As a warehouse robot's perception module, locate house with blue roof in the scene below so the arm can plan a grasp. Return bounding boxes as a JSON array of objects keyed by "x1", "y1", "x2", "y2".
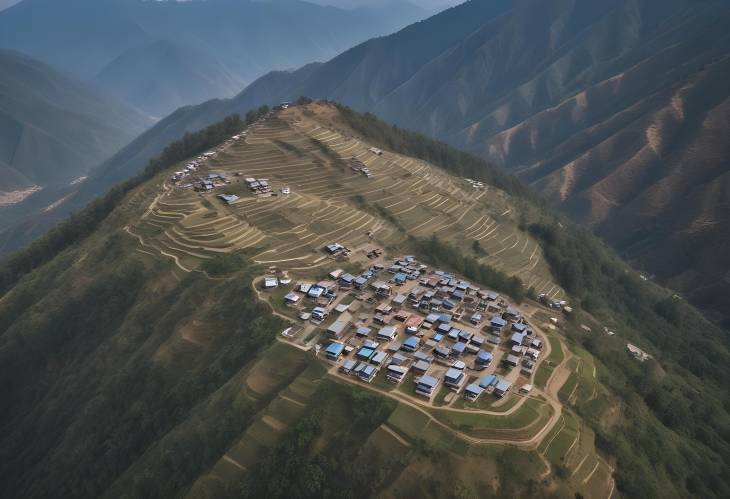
[
  {"x1": 495, "y1": 379, "x2": 512, "y2": 397},
  {"x1": 325, "y1": 243, "x2": 344, "y2": 254},
  {"x1": 371, "y1": 351, "x2": 388, "y2": 365},
  {"x1": 356, "y1": 326, "x2": 372, "y2": 337},
  {"x1": 340, "y1": 359, "x2": 357, "y2": 373},
  {"x1": 359, "y1": 365, "x2": 377, "y2": 383},
  {"x1": 354, "y1": 276, "x2": 369, "y2": 288},
  {"x1": 512, "y1": 322, "x2": 528, "y2": 333},
  {"x1": 447, "y1": 328, "x2": 460, "y2": 341},
  {"x1": 464, "y1": 383, "x2": 484, "y2": 401},
  {"x1": 393, "y1": 272, "x2": 408, "y2": 284},
  {"x1": 434, "y1": 346, "x2": 450, "y2": 359},
  {"x1": 308, "y1": 286, "x2": 324, "y2": 299},
  {"x1": 476, "y1": 350, "x2": 493, "y2": 366},
  {"x1": 444, "y1": 368, "x2": 465, "y2": 388},
  {"x1": 415, "y1": 375, "x2": 439, "y2": 398},
  {"x1": 386, "y1": 365, "x2": 408, "y2": 384},
  {"x1": 311, "y1": 307, "x2": 328, "y2": 321},
  {"x1": 458, "y1": 330, "x2": 473, "y2": 342},
  {"x1": 436, "y1": 323, "x2": 452, "y2": 335},
  {"x1": 479, "y1": 374, "x2": 498, "y2": 389},
  {"x1": 325, "y1": 342, "x2": 345, "y2": 361},
  {"x1": 413, "y1": 360, "x2": 431, "y2": 373},
  {"x1": 357, "y1": 347, "x2": 376, "y2": 360},
  {"x1": 363, "y1": 339, "x2": 380, "y2": 349},
  {"x1": 490, "y1": 315, "x2": 507, "y2": 330},
  {"x1": 339, "y1": 273, "x2": 355, "y2": 287},
  {"x1": 425, "y1": 313, "x2": 440, "y2": 324},
  {"x1": 432, "y1": 333, "x2": 444, "y2": 343},
  {"x1": 441, "y1": 299, "x2": 456, "y2": 310},
  {"x1": 439, "y1": 313, "x2": 452, "y2": 323},
  {"x1": 218, "y1": 194, "x2": 239, "y2": 204},
  {"x1": 401, "y1": 336, "x2": 420, "y2": 352},
  {"x1": 451, "y1": 342, "x2": 466, "y2": 357},
  {"x1": 510, "y1": 332, "x2": 526, "y2": 346}
]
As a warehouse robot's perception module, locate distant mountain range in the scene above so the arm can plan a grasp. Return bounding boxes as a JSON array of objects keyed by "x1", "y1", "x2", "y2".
[
  {"x1": 1, "y1": 0, "x2": 728, "y2": 326},
  {"x1": 0, "y1": 49, "x2": 152, "y2": 205},
  {"x1": 0, "y1": 0, "x2": 429, "y2": 116}
]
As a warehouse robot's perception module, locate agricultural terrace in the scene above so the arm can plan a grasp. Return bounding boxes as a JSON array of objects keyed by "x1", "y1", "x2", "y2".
[
  {"x1": 127, "y1": 104, "x2": 563, "y2": 300},
  {"x1": 120, "y1": 103, "x2": 612, "y2": 497}
]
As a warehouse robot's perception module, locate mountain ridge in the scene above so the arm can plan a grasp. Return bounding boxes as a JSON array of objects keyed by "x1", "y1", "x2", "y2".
[
  {"x1": 0, "y1": 0, "x2": 431, "y2": 116},
  {"x1": 0, "y1": 48, "x2": 152, "y2": 201}
]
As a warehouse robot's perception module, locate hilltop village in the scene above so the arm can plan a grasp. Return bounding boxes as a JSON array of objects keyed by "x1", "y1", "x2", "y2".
[
  {"x1": 265, "y1": 252, "x2": 558, "y2": 407},
  {"x1": 114, "y1": 102, "x2": 620, "y2": 497}
]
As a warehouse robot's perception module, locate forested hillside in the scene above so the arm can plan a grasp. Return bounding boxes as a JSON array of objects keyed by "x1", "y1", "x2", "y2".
[{"x1": 0, "y1": 102, "x2": 728, "y2": 498}]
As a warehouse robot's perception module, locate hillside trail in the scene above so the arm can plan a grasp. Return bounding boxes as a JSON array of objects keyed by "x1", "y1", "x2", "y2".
[{"x1": 326, "y1": 361, "x2": 564, "y2": 449}]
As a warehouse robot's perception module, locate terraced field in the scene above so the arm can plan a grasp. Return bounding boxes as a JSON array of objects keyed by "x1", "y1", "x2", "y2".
[
  {"x1": 127, "y1": 105, "x2": 563, "y2": 297},
  {"x1": 115, "y1": 104, "x2": 621, "y2": 496}
]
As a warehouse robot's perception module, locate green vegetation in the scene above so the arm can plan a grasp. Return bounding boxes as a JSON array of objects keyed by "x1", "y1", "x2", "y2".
[
  {"x1": 0, "y1": 232, "x2": 288, "y2": 497},
  {"x1": 428, "y1": 397, "x2": 549, "y2": 433},
  {"x1": 231, "y1": 381, "x2": 398, "y2": 499},
  {"x1": 201, "y1": 249, "x2": 258, "y2": 276},
  {"x1": 529, "y1": 221, "x2": 730, "y2": 498},
  {"x1": 413, "y1": 234, "x2": 525, "y2": 301},
  {"x1": 534, "y1": 334, "x2": 564, "y2": 388}
]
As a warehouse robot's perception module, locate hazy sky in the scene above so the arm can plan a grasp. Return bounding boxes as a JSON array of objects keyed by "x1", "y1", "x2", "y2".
[
  {"x1": 0, "y1": 0, "x2": 19, "y2": 11},
  {"x1": 0, "y1": 0, "x2": 464, "y2": 12},
  {"x1": 309, "y1": 1, "x2": 463, "y2": 10}
]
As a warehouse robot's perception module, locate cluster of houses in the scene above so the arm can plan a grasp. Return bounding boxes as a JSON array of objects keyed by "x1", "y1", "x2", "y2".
[
  {"x1": 347, "y1": 157, "x2": 372, "y2": 178},
  {"x1": 324, "y1": 242, "x2": 351, "y2": 258},
  {"x1": 539, "y1": 293, "x2": 571, "y2": 313},
  {"x1": 193, "y1": 172, "x2": 229, "y2": 192},
  {"x1": 296, "y1": 255, "x2": 543, "y2": 403},
  {"x1": 172, "y1": 127, "x2": 250, "y2": 189},
  {"x1": 464, "y1": 178, "x2": 485, "y2": 189},
  {"x1": 171, "y1": 160, "x2": 201, "y2": 184},
  {"x1": 244, "y1": 177, "x2": 272, "y2": 197}
]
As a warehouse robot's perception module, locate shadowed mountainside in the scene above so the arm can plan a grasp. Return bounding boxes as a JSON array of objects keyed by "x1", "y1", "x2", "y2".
[{"x1": 0, "y1": 48, "x2": 152, "y2": 200}]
